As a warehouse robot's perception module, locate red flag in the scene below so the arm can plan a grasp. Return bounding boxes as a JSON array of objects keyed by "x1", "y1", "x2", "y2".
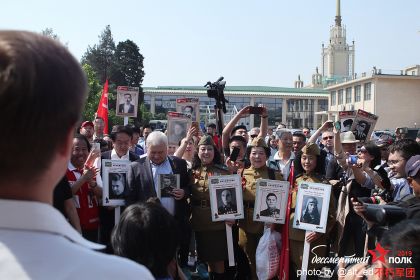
[{"x1": 96, "y1": 80, "x2": 109, "y2": 134}]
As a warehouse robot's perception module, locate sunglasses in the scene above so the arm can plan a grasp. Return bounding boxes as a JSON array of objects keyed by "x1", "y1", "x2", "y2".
[
  {"x1": 250, "y1": 135, "x2": 258, "y2": 138},
  {"x1": 323, "y1": 136, "x2": 333, "y2": 140}
]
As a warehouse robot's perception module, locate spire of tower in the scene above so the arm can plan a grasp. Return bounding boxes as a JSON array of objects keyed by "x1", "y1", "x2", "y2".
[{"x1": 335, "y1": 0, "x2": 342, "y2": 26}]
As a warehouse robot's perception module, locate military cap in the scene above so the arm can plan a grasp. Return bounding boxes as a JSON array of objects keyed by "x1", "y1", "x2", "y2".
[
  {"x1": 249, "y1": 137, "x2": 268, "y2": 148},
  {"x1": 301, "y1": 142, "x2": 320, "y2": 156},
  {"x1": 198, "y1": 135, "x2": 215, "y2": 146}
]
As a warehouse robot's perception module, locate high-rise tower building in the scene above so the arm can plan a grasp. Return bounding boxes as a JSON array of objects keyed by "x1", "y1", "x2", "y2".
[{"x1": 321, "y1": 0, "x2": 355, "y2": 85}]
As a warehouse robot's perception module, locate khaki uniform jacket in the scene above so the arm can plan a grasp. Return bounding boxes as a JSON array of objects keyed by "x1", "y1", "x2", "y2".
[
  {"x1": 240, "y1": 166, "x2": 283, "y2": 234},
  {"x1": 190, "y1": 164, "x2": 230, "y2": 232}
]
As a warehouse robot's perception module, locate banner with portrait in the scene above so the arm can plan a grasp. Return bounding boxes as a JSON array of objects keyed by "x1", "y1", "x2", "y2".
[
  {"x1": 209, "y1": 174, "x2": 244, "y2": 221},
  {"x1": 167, "y1": 112, "x2": 192, "y2": 146},
  {"x1": 176, "y1": 98, "x2": 200, "y2": 122},
  {"x1": 293, "y1": 182, "x2": 331, "y2": 233},
  {"x1": 350, "y1": 109, "x2": 378, "y2": 142},
  {"x1": 157, "y1": 174, "x2": 180, "y2": 199},
  {"x1": 116, "y1": 86, "x2": 139, "y2": 117},
  {"x1": 253, "y1": 179, "x2": 290, "y2": 224},
  {"x1": 102, "y1": 159, "x2": 131, "y2": 206},
  {"x1": 338, "y1": 110, "x2": 356, "y2": 132}
]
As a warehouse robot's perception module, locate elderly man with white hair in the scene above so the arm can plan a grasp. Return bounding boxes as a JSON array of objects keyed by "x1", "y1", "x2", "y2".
[{"x1": 125, "y1": 131, "x2": 192, "y2": 267}]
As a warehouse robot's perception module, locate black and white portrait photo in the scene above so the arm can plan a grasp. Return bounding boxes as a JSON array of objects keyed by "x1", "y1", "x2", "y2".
[
  {"x1": 208, "y1": 174, "x2": 244, "y2": 221},
  {"x1": 168, "y1": 120, "x2": 188, "y2": 145},
  {"x1": 108, "y1": 172, "x2": 126, "y2": 199},
  {"x1": 115, "y1": 87, "x2": 139, "y2": 117},
  {"x1": 118, "y1": 93, "x2": 134, "y2": 114},
  {"x1": 259, "y1": 192, "x2": 281, "y2": 218},
  {"x1": 216, "y1": 188, "x2": 237, "y2": 215},
  {"x1": 352, "y1": 120, "x2": 370, "y2": 141},
  {"x1": 182, "y1": 105, "x2": 194, "y2": 119},
  {"x1": 341, "y1": 119, "x2": 353, "y2": 132},
  {"x1": 300, "y1": 195, "x2": 322, "y2": 225},
  {"x1": 158, "y1": 174, "x2": 179, "y2": 198},
  {"x1": 253, "y1": 179, "x2": 289, "y2": 224}
]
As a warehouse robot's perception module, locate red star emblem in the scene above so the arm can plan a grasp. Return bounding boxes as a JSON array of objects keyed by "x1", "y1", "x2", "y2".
[{"x1": 368, "y1": 243, "x2": 390, "y2": 263}]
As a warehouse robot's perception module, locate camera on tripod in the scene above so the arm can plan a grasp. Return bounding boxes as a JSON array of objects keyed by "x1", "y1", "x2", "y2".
[{"x1": 204, "y1": 77, "x2": 228, "y2": 113}]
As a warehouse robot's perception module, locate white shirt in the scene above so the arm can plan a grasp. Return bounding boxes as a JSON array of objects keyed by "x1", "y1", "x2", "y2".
[
  {"x1": 151, "y1": 158, "x2": 176, "y2": 215},
  {"x1": 0, "y1": 199, "x2": 154, "y2": 280},
  {"x1": 270, "y1": 151, "x2": 296, "y2": 180}
]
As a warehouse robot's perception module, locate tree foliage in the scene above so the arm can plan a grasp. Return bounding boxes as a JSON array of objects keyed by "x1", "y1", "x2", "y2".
[
  {"x1": 81, "y1": 26, "x2": 147, "y2": 126},
  {"x1": 112, "y1": 40, "x2": 145, "y2": 88},
  {"x1": 81, "y1": 64, "x2": 102, "y2": 121},
  {"x1": 41, "y1": 28, "x2": 59, "y2": 41},
  {"x1": 81, "y1": 25, "x2": 116, "y2": 84}
]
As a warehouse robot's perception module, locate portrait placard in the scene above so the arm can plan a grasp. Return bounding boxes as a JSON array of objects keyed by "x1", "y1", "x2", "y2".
[
  {"x1": 167, "y1": 112, "x2": 192, "y2": 145},
  {"x1": 253, "y1": 179, "x2": 290, "y2": 224},
  {"x1": 209, "y1": 175, "x2": 244, "y2": 221},
  {"x1": 102, "y1": 159, "x2": 131, "y2": 206},
  {"x1": 350, "y1": 109, "x2": 378, "y2": 142},
  {"x1": 293, "y1": 182, "x2": 331, "y2": 233},
  {"x1": 338, "y1": 110, "x2": 356, "y2": 132},
  {"x1": 116, "y1": 86, "x2": 139, "y2": 117},
  {"x1": 176, "y1": 98, "x2": 200, "y2": 122},
  {"x1": 157, "y1": 174, "x2": 180, "y2": 199}
]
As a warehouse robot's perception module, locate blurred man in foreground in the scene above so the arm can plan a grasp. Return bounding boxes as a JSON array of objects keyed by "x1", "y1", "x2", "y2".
[{"x1": 0, "y1": 31, "x2": 153, "y2": 279}]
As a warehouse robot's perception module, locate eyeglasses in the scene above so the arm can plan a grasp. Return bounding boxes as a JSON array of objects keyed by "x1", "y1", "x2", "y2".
[
  {"x1": 250, "y1": 135, "x2": 258, "y2": 138},
  {"x1": 322, "y1": 136, "x2": 333, "y2": 140}
]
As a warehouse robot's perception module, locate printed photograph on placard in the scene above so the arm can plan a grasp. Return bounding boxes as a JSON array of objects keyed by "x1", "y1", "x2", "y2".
[
  {"x1": 176, "y1": 98, "x2": 200, "y2": 122},
  {"x1": 209, "y1": 175, "x2": 243, "y2": 221},
  {"x1": 293, "y1": 182, "x2": 331, "y2": 233},
  {"x1": 253, "y1": 179, "x2": 289, "y2": 224},
  {"x1": 167, "y1": 112, "x2": 192, "y2": 145},
  {"x1": 116, "y1": 86, "x2": 139, "y2": 117},
  {"x1": 338, "y1": 111, "x2": 356, "y2": 132},
  {"x1": 102, "y1": 159, "x2": 131, "y2": 206},
  {"x1": 157, "y1": 174, "x2": 180, "y2": 198},
  {"x1": 350, "y1": 109, "x2": 378, "y2": 142}
]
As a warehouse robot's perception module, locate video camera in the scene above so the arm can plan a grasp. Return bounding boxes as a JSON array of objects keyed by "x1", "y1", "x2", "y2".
[
  {"x1": 361, "y1": 204, "x2": 407, "y2": 226},
  {"x1": 204, "y1": 77, "x2": 228, "y2": 113}
]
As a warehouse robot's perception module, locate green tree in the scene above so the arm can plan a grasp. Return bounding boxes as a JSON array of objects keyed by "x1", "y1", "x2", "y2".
[
  {"x1": 81, "y1": 25, "x2": 115, "y2": 84},
  {"x1": 111, "y1": 40, "x2": 145, "y2": 87},
  {"x1": 81, "y1": 64, "x2": 102, "y2": 121}
]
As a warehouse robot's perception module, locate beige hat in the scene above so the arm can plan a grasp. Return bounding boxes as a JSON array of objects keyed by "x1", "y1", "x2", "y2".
[
  {"x1": 301, "y1": 142, "x2": 320, "y2": 156},
  {"x1": 340, "y1": 131, "x2": 360, "y2": 144},
  {"x1": 249, "y1": 137, "x2": 268, "y2": 148}
]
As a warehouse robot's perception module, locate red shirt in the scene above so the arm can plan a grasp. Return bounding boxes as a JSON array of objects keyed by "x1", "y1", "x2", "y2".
[{"x1": 66, "y1": 168, "x2": 99, "y2": 230}]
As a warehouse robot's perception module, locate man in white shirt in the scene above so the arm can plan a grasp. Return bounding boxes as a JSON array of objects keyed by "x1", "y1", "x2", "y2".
[
  {"x1": 94, "y1": 125, "x2": 139, "y2": 252},
  {"x1": 0, "y1": 31, "x2": 153, "y2": 279}
]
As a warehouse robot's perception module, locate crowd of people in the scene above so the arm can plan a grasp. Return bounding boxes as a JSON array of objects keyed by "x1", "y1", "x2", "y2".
[
  {"x1": 64, "y1": 105, "x2": 420, "y2": 280},
  {"x1": 2, "y1": 31, "x2": 420, "y2": 280}
]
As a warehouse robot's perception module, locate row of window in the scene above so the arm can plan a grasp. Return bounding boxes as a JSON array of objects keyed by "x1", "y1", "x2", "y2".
[{"x1": 330, "y1": 82, "x2": 371, "y2": 105}]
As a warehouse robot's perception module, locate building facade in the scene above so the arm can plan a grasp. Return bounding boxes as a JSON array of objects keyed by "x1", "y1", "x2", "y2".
[
  {"x1": 327, "y1": 65, "x2": 420, "y2": 130},
  {"x1": 143, "y1": 86, "x2": 328, "y2": 129}
]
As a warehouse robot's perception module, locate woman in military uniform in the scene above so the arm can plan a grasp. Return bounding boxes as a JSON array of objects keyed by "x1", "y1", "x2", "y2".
[
  {"x1": 289, "y1": 142, "x2": 336, "y2": 276},
  {"x1": 239, "y1": 137, "x2": 283, "y2": 280},
  {"x1": 190, "y1": 135, "x2": 230, "y2": 280}
]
